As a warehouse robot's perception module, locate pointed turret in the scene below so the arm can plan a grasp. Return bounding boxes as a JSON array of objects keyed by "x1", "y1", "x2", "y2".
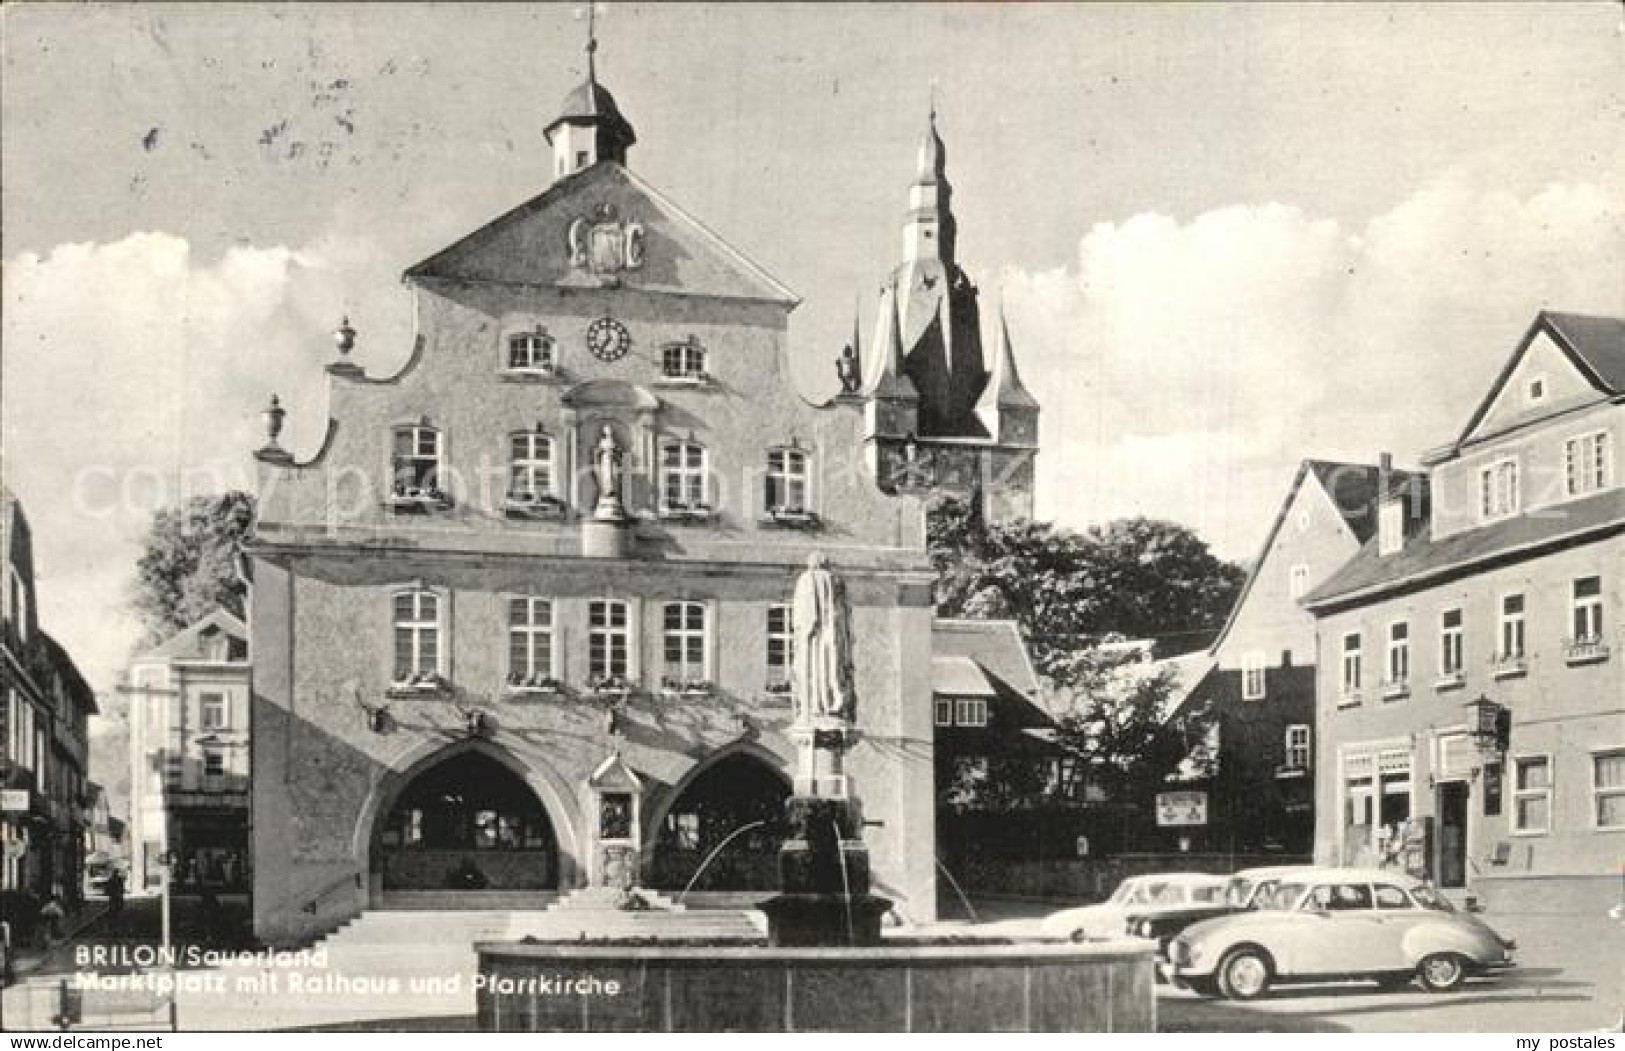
[{"x1": 975, "y1": 303, "x2": 1039, "y2": 445}]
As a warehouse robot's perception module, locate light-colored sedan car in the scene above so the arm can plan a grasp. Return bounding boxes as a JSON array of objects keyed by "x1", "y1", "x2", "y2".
[
  {"x1": 1042, "y1": 873, "x2": 1230, "y2": 941},
  {"x1": 1165, "y1": 867, "x2": 1516, "y2": 999}
]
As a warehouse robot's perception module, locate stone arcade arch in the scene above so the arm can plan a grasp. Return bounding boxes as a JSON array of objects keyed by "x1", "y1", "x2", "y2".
[
  {"x1": 356, "y1": 738, "x2": 579, "y2": 903},
  {"x1": 646, "y1": 746, "x2": 792, "y2": 892}
]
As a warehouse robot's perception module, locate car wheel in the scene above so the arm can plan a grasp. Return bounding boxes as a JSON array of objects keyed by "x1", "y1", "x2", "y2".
[
  {"x1": 1218, "y1": 948, "x2": 1272, "y2": 1000},
  {"x1": 1416, "y1": 953, "x2": 1467, "y2": 993}
]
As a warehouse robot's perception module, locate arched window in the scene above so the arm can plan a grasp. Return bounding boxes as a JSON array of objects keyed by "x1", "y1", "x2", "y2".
[
  {"x1": 661, "y1": 339, "x2": 707, "y2": 380},
  {"x1": 507, "y1": 330, "x2": 555, "y2": 374},
  {"x1": 765, "y1": 448, "x2": 808, "y2": 514},
  {"x1": 393, "y1": 590, "x2": 441, "y2": 685},
  {"x1": 660, "y1": 439, "x2": 708, "y2": 513},
  {"x1": 392, "y1": 424, "x2": 444, "y2": 498},
  {"x1": 508, "y1": 431, "x2": 556, "y2": 502}
]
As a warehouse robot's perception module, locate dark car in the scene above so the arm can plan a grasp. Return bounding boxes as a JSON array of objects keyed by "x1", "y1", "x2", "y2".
[{"x1": 1124, "y1": 864, "x2": 1308, "y2": 951}]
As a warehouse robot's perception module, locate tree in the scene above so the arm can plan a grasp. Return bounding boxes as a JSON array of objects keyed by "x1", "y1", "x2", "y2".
[
  {"x1": 1045, "y1": 643, "x2": 1216, "y2": 804},
  {"x1": 926, "y1": 498, "x2": 1236, "y2": 819},
  {"x1": 926, "y1": 497, "x2": 1245, "y2": 664},
  {"x1": 130, "y1": 491, "x2": 256, "y2": 644}
]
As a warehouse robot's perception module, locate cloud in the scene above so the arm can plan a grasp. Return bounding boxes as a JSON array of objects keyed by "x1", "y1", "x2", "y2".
[
  {"x1": 1006, "y1": 174, "x2": 1625, "y2": 559},
  {"x1": 2, "y1": 229, "x2": 406, "y2": 688}
]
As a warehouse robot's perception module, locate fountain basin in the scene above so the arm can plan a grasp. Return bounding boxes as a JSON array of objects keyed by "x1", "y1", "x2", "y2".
[{"x1": 474, "y1": 939, "x2": 1155, "y2": 1032}]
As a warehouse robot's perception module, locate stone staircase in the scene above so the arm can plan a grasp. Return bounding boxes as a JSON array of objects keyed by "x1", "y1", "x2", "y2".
[{"x1": 176, "y1": 897, "x2": 765, "y2": 1030}]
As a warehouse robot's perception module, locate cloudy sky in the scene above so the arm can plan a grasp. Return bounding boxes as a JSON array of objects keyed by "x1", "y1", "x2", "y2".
[{"x1": 3, "y1": 2, "x2": 1623, "y2": 690}]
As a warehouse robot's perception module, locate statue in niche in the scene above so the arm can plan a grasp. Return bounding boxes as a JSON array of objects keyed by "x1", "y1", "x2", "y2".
[
  {"x1": 593, "y1": 424, "x2": 626, "y2": 518},
  {"x1": 792, "y1": 552, "x2": 854, "y2": 724}
]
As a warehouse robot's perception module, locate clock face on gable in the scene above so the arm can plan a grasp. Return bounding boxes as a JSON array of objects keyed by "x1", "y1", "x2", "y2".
[{"x1": 586, "y1": 317, "x2": 632, "y2": 362}]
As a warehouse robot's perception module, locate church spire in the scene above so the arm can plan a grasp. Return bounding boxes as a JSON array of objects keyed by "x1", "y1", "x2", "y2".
[
  {"x1": 544, "y1": 5, "x2": 636, "y2": 181},
  {"x1": 901, "y1": 99, "x2": 956, "y2": 264}
]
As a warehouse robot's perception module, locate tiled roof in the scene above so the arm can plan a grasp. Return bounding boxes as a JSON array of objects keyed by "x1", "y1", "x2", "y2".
[
  {"x1": 1455, "y1": 311, "x2": 1625, "y2": 447},
  {"x1": 1545, "y1": 311, "x2": 1625, "y2": 392},
  {"x1": 1208, "y1": 459, "x2": 1423, "y2": 652},
  {"x1": 931, "y1": 655, "x2": 1000, "y2": 698},
  {"x1": 1303, "y1": 488, "x2": 1625, "y2": 610},
  {"x1": 932, "y1": 618, "x2": 1052, "y2": 730},
  {"x1": 931, "y1": 619, "x2": 1040, "y2": 695}
]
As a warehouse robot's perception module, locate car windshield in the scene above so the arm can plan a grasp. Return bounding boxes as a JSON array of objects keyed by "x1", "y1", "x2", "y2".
[
  {"x1": 1409, "y1": 885, "x2": 1456, "y2": 912},
  {"x1": 1107, "y1": 880, "x2": 1142, "y2": 906},
  {"x1": 1226, "y1": 877, "x2": 1257, "y2": 907}
]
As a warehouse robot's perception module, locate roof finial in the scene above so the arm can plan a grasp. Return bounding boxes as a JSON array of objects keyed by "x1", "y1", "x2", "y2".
[
  {"x1": 576, "y1": 2, "x2": 603, "y2": 82},
  {"x1": 929, "y1": 78, "x2": 938, "y2": 124}
]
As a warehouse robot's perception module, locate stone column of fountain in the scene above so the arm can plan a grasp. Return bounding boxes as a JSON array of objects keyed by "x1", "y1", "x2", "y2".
[{"x1": 759, "y1": 554, "x2": 892, "y2": 946}]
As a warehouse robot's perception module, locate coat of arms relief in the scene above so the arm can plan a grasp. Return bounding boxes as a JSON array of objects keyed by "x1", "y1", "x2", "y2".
[{"x1": 568, "y1": 202, "x2": 646, "y2": 277}]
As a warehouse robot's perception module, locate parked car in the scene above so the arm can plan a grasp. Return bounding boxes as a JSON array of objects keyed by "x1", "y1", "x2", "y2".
[
  {"x1": 1041, "y1": 873, "x2": 1230, "y2": 941},
  {"x1": 1123, "y1": 865, "x2": 1310, "y2": 949},
  {"x1": 1164, "y1": 866, "x2": 1516, "y2": 999}
]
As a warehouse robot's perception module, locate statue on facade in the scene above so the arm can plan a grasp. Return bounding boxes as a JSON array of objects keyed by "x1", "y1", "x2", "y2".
[
  {"x1": 593, "y1": 424, "x2": 626, "y2": 519},
  {"x1": 791, "y1": 553, "x2": 853, "y2": 724}
]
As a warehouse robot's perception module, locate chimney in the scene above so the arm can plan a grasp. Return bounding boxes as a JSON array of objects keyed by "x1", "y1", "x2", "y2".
[{"x1": 1376, "y1": 452, "x2": 1403, "y2": 556}]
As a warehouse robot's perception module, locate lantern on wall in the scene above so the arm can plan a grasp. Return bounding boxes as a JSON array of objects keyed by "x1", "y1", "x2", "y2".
[{"x1": 1464, "y1": 694, "x2": 1509, "y2": 757}]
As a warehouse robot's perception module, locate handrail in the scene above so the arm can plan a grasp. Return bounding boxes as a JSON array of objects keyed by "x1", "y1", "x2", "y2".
[{"x1": 300, "y1": 871, "x2": 363, "y2": 915}]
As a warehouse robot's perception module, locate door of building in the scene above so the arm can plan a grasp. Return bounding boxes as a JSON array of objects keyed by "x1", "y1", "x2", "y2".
[{"x1": 1436, "y1": 781, "x2": 1469, "y2": 889}]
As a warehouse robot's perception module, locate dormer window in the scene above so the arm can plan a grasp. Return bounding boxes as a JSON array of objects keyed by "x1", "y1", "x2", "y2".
[
  {"x1": 1565, "y1": 431, "x2": 1611, "y2": 497},
  {"x1": 661, "y1": 339, "x2": 708, "y2": 381},
  {"x1": 1479, "y1": 457, "x2": 1519, "y2": 522},
  {"x1": 507, "y1": 330, "x2": 556, "y2": 374}
]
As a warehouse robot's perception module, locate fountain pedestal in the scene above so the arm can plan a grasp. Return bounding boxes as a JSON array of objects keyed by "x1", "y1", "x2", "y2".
[{"x1": 759, "y1": 724, "x2": 891, "y2": 947}]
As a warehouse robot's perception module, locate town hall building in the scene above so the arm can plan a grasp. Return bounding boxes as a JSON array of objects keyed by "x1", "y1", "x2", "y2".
[{"x1": 247, "y1": 43, "x2": 1038, "y2": 943}]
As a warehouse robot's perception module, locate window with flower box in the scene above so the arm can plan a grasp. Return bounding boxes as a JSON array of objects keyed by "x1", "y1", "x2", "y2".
[
  {"x1": 765, "y1": 448, "x2": 812, "y2": 521},
  {"x1": 588, "y1": 600, "x2": 631, "y2": 684},
  {"x1": 508, "y1": 598, "x2": 556, "y2": 690},
  {"x1": 390, "y1": 425, "x2": 449, "y2": 507},
  {"x1": 659, "y1": 440, "x2": 709, "y2": 517},
  {"x1": 392, "y1": 590, "x2": 443, "y2": 687},
  {"x1": 507, "y1": 431, "x2": 559, "y2": 510},
  {"x1": 661, "y1": 602, "x2": 709, "y2": 692},
  {"x1": 1567, "y1": 576, "x2": 1608, "y2": 663}
]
